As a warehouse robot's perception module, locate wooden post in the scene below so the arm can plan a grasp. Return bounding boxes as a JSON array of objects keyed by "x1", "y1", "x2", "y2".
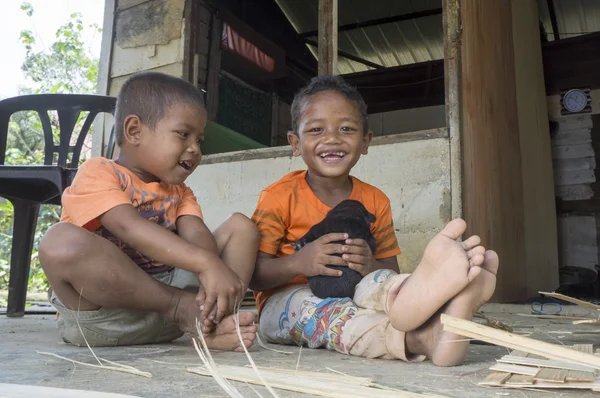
[
  {"x1": 206, "y1": 13, "x2": 222, "y2": 121},
  {"x1": 318, "y1": 0, "x2": 337, "y2": 75},
  {"x1": 510, "y1": 0, "x2": 559, "y2": 297},
  {"x1": 443, "y1": 0, "x2": 462, "y2": 222},
  {"x1": 460, "y1": 0, "x2": 527, "y2": 302},
  {"x1": 456, "y1": 0, "x2": 560, "y2": 302},
  {"x1": 93, "y1": 0, "x2": 116, "y2": 158}
]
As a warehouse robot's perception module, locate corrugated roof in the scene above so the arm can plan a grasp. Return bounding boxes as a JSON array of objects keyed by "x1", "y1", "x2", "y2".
[
  {"x1": 275, "y1": 0, "x2": 600, "y2": 75},
  {"x1": 539, "y1": 0, "x2": 600, "y2": 41}
]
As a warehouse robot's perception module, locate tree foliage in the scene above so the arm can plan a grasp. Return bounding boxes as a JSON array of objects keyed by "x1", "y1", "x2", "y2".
[{"x1": 0, "y1": 3, "x2": 100, "y2": 295}]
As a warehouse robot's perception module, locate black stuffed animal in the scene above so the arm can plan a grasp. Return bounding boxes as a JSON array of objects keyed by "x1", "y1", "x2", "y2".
[{"x1": 294, "y1": 200, "x2": 377, "y2": 299}]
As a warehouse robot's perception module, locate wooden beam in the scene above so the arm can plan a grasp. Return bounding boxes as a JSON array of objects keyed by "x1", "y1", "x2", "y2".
[
  {"x1": 543, "y1": 32, "x2": 600, "y2": 94},
  {"x1": 318, "y1": 0, "x2": 338, "y2": 75},
  {"x1": 343, "y1": 61, "x2": 445, "y2": 114},
  {"x1": 299, "y1": 8, "x2": 443, "y2": 38},
  {"x1": 93, "y1": 0, "x2": 116, "y2": 158},
  {"x1": 511, "y1": 0, "x2": 559, "y2": 298},
  {"x1": 443, "y1": 0, "x2": 463, "y2": 221},
  {"x1": 305, "y1": 39, "x2": 383, "y2": 69},
  {"x1": 206, "y1": 13, "x2": 222, "y2": 121},
  {"x1": 546, "y1": 0, "x2": 560, "y2": 40},
  {"x1": 460, "y1": 0, "x2": 527, "y2": 302}
]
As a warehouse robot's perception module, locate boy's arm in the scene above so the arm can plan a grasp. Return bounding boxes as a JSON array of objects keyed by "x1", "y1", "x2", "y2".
[
  {"x1": 99, "y1": 204, "x2": 222, "y2": 274},
  {"x1": 101, "y1": 204, "x2": 246, "y2": 322},
  {"x1": 250, "y1": 252, "x2": 300, "y2": 291},
  {"x1": 176, "y1": 215, "x2": 219, "y2": 255},
  {"x1": 376, "y1": 256, "x2": 400, "y2": 273},
  {"x1": 250, "y1": 232, "x2": 350, "y2": 291}
]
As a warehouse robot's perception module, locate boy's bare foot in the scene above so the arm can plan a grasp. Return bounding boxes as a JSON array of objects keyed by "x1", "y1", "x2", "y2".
[
  {"x1": 389, "y1": 219, "x2": 486, "y2": 332},
  {"x1": 204, "y1": 314, "x2": 258, "y2": 352},
  {"x1": 406, "y1": 250, "x2": 499, "y2": 366},
  {"x1": 166, "y1": 289, "x2": 257, "y2": 351}
]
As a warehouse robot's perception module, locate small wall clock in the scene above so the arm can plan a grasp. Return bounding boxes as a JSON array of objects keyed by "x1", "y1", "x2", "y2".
[{"x1": 560, "y1": 88, "x2": 592, "y2": 115}]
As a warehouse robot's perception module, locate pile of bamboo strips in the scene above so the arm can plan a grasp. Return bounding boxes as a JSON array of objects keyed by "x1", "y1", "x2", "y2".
[
  {"x1": 441, "y1": 310, "x2": 600, "y2": 391},
  {"x1": 187, "y1": 365, "x2": 448, "y2": 398},
  {"x1": 481, "y1": 347, "x2": 599, "y2": 390}
]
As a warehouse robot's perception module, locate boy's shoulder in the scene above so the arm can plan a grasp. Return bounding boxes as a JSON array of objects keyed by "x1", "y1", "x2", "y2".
[
  {"x1": 77, "y1": 156, "x2": 116, "y2": 174},
  {"x1": 352, "y1": 175, "x2": 391, "y2": 203},
  {"x1": 261, "y1": 170, "x2": 306, "y2": 196}
]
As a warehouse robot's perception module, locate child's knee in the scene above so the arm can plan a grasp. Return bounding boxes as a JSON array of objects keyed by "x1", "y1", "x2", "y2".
[
  {"x1": 227, "y1": 212, "x2": 260, "y2": 241},
  {"x1": 39, "y1": 222, "x2": 88, "y2": 268}
]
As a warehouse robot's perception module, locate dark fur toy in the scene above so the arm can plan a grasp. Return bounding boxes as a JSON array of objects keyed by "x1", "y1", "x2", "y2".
[{"x1": 294, "y1": 200, "x2": 377, "y2": 299}]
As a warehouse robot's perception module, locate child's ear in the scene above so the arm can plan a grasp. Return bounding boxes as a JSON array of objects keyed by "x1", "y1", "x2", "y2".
[
  {"x1": 361, "y1": 130, "x2": 374, "y2": 155},
  {"x1": 122, "y1": 115, "x2": 143, "y2": 146},
  {"x1": 287, "y1": 131, "x2": 301, "y2": 157}
]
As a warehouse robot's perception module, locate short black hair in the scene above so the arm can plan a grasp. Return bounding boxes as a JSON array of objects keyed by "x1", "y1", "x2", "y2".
[
  {"x1": 290, "y1": 75, "x2": 368, "y2": 134},
  {"x1": 114, "y1": 71, "x2": 205, "y2": 146}
]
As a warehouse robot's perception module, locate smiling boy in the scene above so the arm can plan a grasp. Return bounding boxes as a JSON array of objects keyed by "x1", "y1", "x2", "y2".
[
  {"x1": 250, "y1": 75, "x2": 499, "y2": 366},
  {"x1": 40, "y1": 72, "x2": 258, "y2": 350}
]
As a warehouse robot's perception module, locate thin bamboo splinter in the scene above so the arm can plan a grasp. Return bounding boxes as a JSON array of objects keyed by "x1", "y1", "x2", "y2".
[
  {"x1": 36, "y1": 289, "x2": 152, "y2": 379},
  {"x1": 37, "y1": 351, "x2": 152, "y2": 378}
]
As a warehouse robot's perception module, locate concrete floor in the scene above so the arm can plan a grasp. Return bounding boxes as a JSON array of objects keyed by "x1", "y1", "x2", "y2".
[{"x1": 1, "y1": 302, "x2": 599, "y2": 398}]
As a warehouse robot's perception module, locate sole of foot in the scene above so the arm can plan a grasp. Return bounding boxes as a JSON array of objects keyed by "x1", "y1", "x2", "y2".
[
  {"x1": 430, "y1": 250, "x2": 499, "y2": 366},
  {"x1": 390, "y1": 219, "x2": 487, "y2": 332}
]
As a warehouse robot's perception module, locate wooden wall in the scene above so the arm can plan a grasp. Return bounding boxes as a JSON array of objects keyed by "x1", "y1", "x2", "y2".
[
  {"x1": 94, "y1": 0, "x2": 214, "y2": 157},
  {"x1": 551, "y1": 90, "x2": 600, "y2": 273}
]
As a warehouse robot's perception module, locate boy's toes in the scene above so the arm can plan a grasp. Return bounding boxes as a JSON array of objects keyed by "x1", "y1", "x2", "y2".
[
  {"x1": 482, "y1": 250, "x2": 499, "y2": 275},
  {"x1": 440, "y1": 219, "x2": 468, "y2": 240},
  {"x1": 467, "y1": 264, "x2": 482, "y2": 282},
  {"x1": 469, "y1": 253, "x2": 485, "y2": 268},
  {"x1": 461, "y1": 235, "x2": 481, "y2": 251},
  {"x1": 467, "y1": 246, "x2": 486, "y2": 259}
]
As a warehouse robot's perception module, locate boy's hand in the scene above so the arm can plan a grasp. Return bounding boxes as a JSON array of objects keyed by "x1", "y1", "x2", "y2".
[
  {"x1": 195, "y1": 286, "x2": 216, "y2": 335},
  {"x1": 295, "y1": 233, "x2": 349, "y2": 277},
  {"x1": 342, "y1": 238, "x2": 378, "y2": 276},
  {"x1": 197, "y1": 262, "x2": 244, "y2": 324}
]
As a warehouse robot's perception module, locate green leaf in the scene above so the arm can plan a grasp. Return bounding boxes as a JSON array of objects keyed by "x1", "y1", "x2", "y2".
[{"x1": 21, "y1": 2, "x2": 34, "y2": 17}]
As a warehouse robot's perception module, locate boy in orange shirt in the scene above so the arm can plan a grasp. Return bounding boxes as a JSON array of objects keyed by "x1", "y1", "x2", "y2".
[
  {"x1": 40, "y1": 72, "x2": 258, "y2": 350},
  {"x1": 250, "y1": 75, "x2": 499, "y2": 366}
]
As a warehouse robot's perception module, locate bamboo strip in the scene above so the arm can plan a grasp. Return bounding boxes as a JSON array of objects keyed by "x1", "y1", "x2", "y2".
[
  {"x1": 480, "y1": 372, "x2": 511, "y2": 385},
  {"x1": 504, "y1": 374, "x2": 535, "y2": 385},
  {"x1": 567, "y1": 370, "x2": 596, "y2": 382},
  {"x1": 489, "y1": 363, "x2": 539, "y2": 376},
  {"x1": 251, "y1": 366, "x2": 372, "y2": 384},
  {"x1": 497, "y1": 356, "x2": 596, "y2": 373},
  {"x1": 509, "y1": 350, "x2": 529, "y2": 357},
  {"x1": 232, "y1": 311, "x2": 280, "y2": 398},
  {"x1": 572, "y1": 344, "x2": 594, "y2": 354},
  {"x1": 255, "y1": 333, "x2": 293, "y2": 355},
  {"x1": 36, "y1": 351, "x2": 152, "y2": 378},
  {"x1": 539, "y1": 292, "x2": 600, "y2": 310},
  {"x1": 481, "y1": 377, "x2": 600, "y2": 390},
  {"x1": 574, "y1": 319, "x2": 600, "y2": 325},
  {"x1": 0, "y1": 383, "x2": 142, "y2": 398},
  {"x1": 516, "y1": 314, "x2": 590, "y2": 320},
  {"x1": 440, "y1": 314, "x2": 600, "y2": 370},
  {"x1": 534, "y1": 368, "x2": 568, "y2": 383},
  {"x1": 188, "y1": 365, "x2": 447, "y2": 398}
]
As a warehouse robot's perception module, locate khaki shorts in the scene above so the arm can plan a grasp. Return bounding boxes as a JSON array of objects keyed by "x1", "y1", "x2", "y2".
[{"x1": 49, "y1": 268, "x2": 199, "y2": 347}]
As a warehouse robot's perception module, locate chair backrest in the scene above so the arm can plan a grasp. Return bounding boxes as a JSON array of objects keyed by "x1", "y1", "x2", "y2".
[{"x1": 0, "y1": 94, "x2": 116, "y2": 168}]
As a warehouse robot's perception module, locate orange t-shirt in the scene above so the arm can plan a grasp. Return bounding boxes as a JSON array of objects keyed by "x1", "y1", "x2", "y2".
[
  {"x1": 60, "y1": 157, "x2": 203, "y2": 273},
  {"x1": 251, "y1": 170, "x2": 401, "y2": 313}
]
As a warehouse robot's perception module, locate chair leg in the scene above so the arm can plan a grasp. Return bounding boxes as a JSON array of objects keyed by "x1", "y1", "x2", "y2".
[{"x1": 6, "y1": 199, "x2": 40, "y2": 317}]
